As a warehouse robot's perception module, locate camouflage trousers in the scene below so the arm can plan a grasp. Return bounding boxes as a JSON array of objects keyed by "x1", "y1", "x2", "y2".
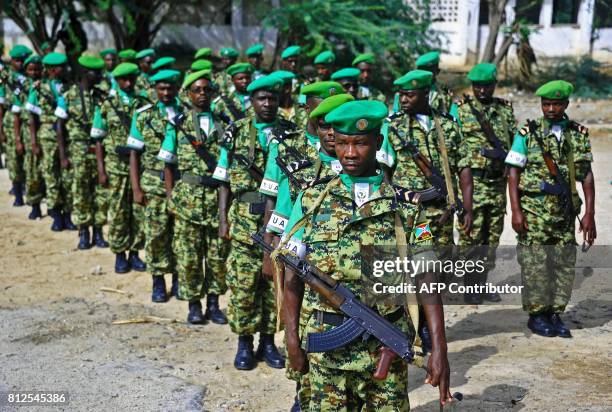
[
  {"x1": 107, "y1": 172, "x2": 145, "y2": 254},
  {"x1": 424, "y1": 204, "x2": 454, "y2": 246},
  {"x1": 40, "y1": 126, "x2": 72, "y2": 212},
  {"x1": 174, "y1": 215, "x2": 229, "y2": 301},
  {"x1": 227, "y1": 239, "x2": 276, "y2": 335},
  {"x1": 517, "y1": 207, "x2": 576, "y2": 315},
  {"x1": 4, "y1": 113, "x2": 25, "y2": 183},
  {"x1": 142, "y1": 173, "x2": 175, "y2": 277},
  {"x1": 71, "y1": 145, "x2": 108, "y2": 227},
  {"x1": 286, "y1": 307, "x2": 314, "y2": 410},
  {"x1": 24, "y1": 136, "x2": 45, "y2": 205}
]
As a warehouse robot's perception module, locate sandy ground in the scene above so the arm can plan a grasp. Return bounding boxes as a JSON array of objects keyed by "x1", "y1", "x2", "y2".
[{"x1": 0, "y1": 97, "x2": 611, "y2": 411}]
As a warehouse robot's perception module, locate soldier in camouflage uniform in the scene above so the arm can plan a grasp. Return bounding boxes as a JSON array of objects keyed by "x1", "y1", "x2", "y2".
[
  {"x1": 128, "y1": 69, "x2": 181, "y2": 301},
  {"x1": 4, "y1": 45, "x2": 32, "y2": 207},
  {"x1": 269, "y1": 70, "x2": 307, "y2": 128},
  {"x1": 450, "y1": 63, "x2": 517, "y2": 304},
  {"x1": 212, "y1": 62, "x2": 253, "y2": 123},
  {"x1": 352, "y1": 53, "x2": 386, "y2": 102},
  {"x1": 280, "y1": 46, "x2": 305, "y2": 103},
  {"x1": 246, "y1": 44, "x2": 267, "y2": 80},
  {"x1": 135, "y1": 48, "x2": 155, "y2": 95},
  {"x1": 282, "y1": 100, "x2": 453, "y2": 411},
  {"x1": 28, "y1": 52, "x2": 76, "y2": 231},
  {"x1": 158, "y1": 69, "x2": 229, "y2": 322},
  {"x1": 91, "y1": 62, "x2": 146, "y2": 274},
  {"x1": 64, "y1": 54, "x2": 110, "y2": 249},
  {"x1": 22, "y1": 55, "x2": 45, "y2": 220},
  {"x1": 100, "y1": 48, "x2": 118, "y2": 94},
  {"x1": 213, "y1": 75, "x2": 288, "y2": 371},
  {"x1": 0, "y1": 59, "x2": 6, "y2": 169},
  {"x1": 214, "y1": 47, "x2": 239, "y2": 97},
  {"x1": 313, "y1": 51, "x2": 335, "y2": 82},
  {"x1": 330, "y1": 68, "x2": 360, "y2": 99},
  {"x1": 506, "y1": 80, "x2": 596, "y2": 338}
]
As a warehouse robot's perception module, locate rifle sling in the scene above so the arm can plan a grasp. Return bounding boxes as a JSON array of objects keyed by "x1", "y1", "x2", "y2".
[
  {"x1": 433, "y1": 115, "x2": 457, "y2": 210},
  {"x1": 465, "y1": 97, "x2": 504, "y2": 152}
]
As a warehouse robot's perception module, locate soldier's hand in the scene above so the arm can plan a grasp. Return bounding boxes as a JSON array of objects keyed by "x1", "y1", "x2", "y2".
[
  {"x1": 459, "y1": 210, "x2": 473, "y2": 236},
  {"x1": 287, "y1": 339, "x2": 308, "y2": 374},
  {"x1": 580, "y1": 212, "x2": 596, "y2": 246},
  {"x1": 511, "y1": 210, "x2": 528, "y2": 234},
  {"x1": 218, "y1": 220, "x2": 231, "y2": 240},
  {"x1": 426, "y1": 348, "x2": 453, "y2": 406},
  {"x1": 98, "y1": 172, "x2": 109, "y2": 188},
  {"x1": 60, "y1": 157, "x2": 70, "y2": 169},
  {"x1": 133, "y1": 189, "x2": 146, "y2": 205},
  {"x1": 15, "y1": 140, "x2": 25, "y2": 156},
  {"x1": 31, "y1": 142, "x2": 41, "y2": 157}
]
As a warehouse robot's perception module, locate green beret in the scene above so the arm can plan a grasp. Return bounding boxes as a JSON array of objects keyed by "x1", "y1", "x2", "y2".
[
  {"x1": 415, "y1": 51, "x2": 440, "y2": 68},
  {"x1": 220, "y1": 47, "x2": 239, "y2": 58},
  {"x1": 330, "y1": 67, "x2": 360, "y2": 81},
  {"x1": 111, "y1": 62, "x2": 139, "y2": 78},
  {"x1": 190, "y1": 59, "x2": 213, "y2": 71},
  {"x1": 135, "y1": 48, "x2": 155, "y2": 60},
  {"x1": 78, "y1": 55, "x2": 105, "y2": 70},
  {"x1": 394, "y1": 70, "x2": 433, "y2": 90},
  {"x1": 40, "y1": 41, "x2": 51, "y2": 50},
  {"x1": 535, "y1": 80, "x2": 574, "y2": 100},
  {"x1": 467, "y1": 63, "x2": 497, "y2": 83},
  {"x1": 150, "y1": 69, "x2": 181, "y2": 84},
  {"x1": 325, "y1": 100, "x2": 388, "y2": 135},
  {"x1": 182, "y1": 69, "x2": 212, "y2": 90},
  {"x1": 281, "y1": 45, "x2": 301, "y2": 59},
  {"x1": 309, "y1": 94, "x2": 355, "y2": 119},
  {"x1": 268, "y1": 70, "x2": 296, "y2": 84},
  {"x1": 151, "y1": 56, "x2": 176, "y2": 71},
  {"x1": 314, "y1": 51, "x2": 335, "y2": 65},
  {"x1": 300, "y1": 81, "x2": 344, "y2": 99},
  {"x1": 24, "y1": 54, "x2": 41, "y2": 66},
  {"x1": 227, "y1": 62, "x2": 253, "y2": 76},
  {"x1": 9, "y1": 45, "x2": 32, "y2": 59},
  {"x1": 42, "y1": 52, "x2": 67, "y2": 66},
  {"x1": 246, "y1": 74, "x2": 283, "y2": 95},
  {"x1": 118, "y1": 49, "x2": 137, "y2": 60},
  {"x1": 352, "y1": 53, "x2": 375, "y2": 66},
  {"x1": 194, "y1": 47, "x2": 212, "y2": 59},
  {"x1": 246, "y1": 43, "x2": 264, "y2": 57},
  {"x1": 100, "y1": 48, "x2": 117, "y2": 57}
]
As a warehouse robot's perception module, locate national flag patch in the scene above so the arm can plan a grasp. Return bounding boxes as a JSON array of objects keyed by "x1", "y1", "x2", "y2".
[{"x1": 414, "y1": 222, "x2": 433, "y2": 242}]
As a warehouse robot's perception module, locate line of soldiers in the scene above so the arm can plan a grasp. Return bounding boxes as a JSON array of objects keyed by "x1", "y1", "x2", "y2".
[{"x1": 0, "y1": 42, "x2": 597, "y2": 411}]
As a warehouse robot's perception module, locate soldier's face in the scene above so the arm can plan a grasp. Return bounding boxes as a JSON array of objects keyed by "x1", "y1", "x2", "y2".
[
  {"x1": 252, "y1": 90, "x2": 279, "y2": 123},
  {"x1": 103, "y1": 54, "x2": 117, "y2": 71},
  {"x1": 248, "y1": 55, "x2": 262, "y2": 68},
  {"x1": 316, "y1": 64, "x2": 331, "y2": 80},
  {"x1": 282, "y1": 57, "x2": 298, "y2": 73},
  {"x1": 399, "y1": 89, "x2": 428, "y2": 113},
  {"x1": 221, "y1": 56, "x2": 237, "y2": 68},
  {"x1": 139, "y1": 57, "x2": 153, "y2": 73},
  {"x1": 316, "y1": 118, "x2": 335, "y2": 155},
  {"x1": 156, "y1": 81, "x2": 178, "y2": 105},
  {"x1": 232, "y1": 72, "x2": 252, "y2": 94},
  {"x1": 357, "y1": 62, "x2": 372, "y2": 84},
  {"x1": 87, "y1": 70, "x2": 103, "y2": 85},
  {"x1": 46, "y1": 65, "x2": 65, "y2": 80},
  {"x1": 541, "y1": 98, "x2": 569, "y2": 121},
  {"x1": 339, "y1": 79, "x2": 358, "y2": 98},
  {"x1": 188, "y1": 78, "x2": 214, "y2": 109},
  {"x1": 117, "y1": 75, "x2": 137, "y2": 92},
  {"x1": 11, "y1": 58, "x2": 25, "y2": 72},
  {"x1": 472, "y1": 82, "x2": 496, "y2": 103},
  {"x1": 334, "y1": 131, "x2": 382, "y2": 177},
  {"x1": 26, "y1": 63, "x2": 42, "y2": 80}
]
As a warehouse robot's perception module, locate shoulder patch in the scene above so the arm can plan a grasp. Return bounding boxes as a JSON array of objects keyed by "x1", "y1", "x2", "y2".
[
  {"x1": 136, "y1": 103, "x2": 153, "y2": 113},
  {"x1": 569, "y1": 121, "x2": 588, "y2": 135},
  {"x1": 393, "y1": 185, "x2": 422, "y2": 205},
  {"x1": 436, "y1": 110, "x2": 457, "y2": 122},
  {"x1": 519, "y1": 125, "x2": 529, "y2": 136},
  {"x1": 385, "y1": 110, "x2": 405, "y2": 122},
  {"x1": 414, "y1": 221, "x2": 433, "y2": 243}
]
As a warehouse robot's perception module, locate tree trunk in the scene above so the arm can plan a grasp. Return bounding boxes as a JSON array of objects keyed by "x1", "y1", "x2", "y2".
[{"x1": 481, "y1": 0, "x2": 509, "y2": 62}]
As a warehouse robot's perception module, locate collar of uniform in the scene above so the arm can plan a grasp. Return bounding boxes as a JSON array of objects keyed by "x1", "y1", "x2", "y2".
[
  {"x1": 543, "y1": 115, "x2": 569, "y2": 129},
  {"x1": 117, "y1": 87, "x2": 135, "y2": 102},
  {"x1": 337, "y1": 172, "x2": 384, "y2": 205},
  {"x1": 318, "y1": 150, "x2": 337, "y2": 164},
  {"x1": 253, "y1": 118, "x2": 276, "y2": 130},
  {"x1": 306, "y1": 131, "x2": 320, "y2": 149}
]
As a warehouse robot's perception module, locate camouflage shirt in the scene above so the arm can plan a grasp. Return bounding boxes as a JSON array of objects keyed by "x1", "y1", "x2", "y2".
[
  {"x1": 63, "y1": 84, "x2": 106, "y2": 143},
  {"x1": 357, "y1": 84, "x2": 386, "y2": 103},
  {"x1": 212, "y1": 90, "x2": 253, "y2": 123},
  {"x1": 25, "y1": 78, "x2": 65, "y2": 129}
]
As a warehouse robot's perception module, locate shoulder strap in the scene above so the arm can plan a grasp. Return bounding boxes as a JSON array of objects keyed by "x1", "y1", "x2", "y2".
[
  {"x1": 248, "y1": 121, "x2": 257, "y2": 161},
  {"x1": 432, "y1": 115, "x2": 458, "y2": 210}
]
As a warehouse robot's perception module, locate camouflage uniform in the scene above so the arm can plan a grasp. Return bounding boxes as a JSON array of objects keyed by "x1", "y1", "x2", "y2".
[
  {"x1": 22, "y1": 78, "x2": 45, "y2": 206},
  {"x1": 278, "y1": 104, "x2": 308, "y2": 130},
  {"x1": 135, "y1": 73, "x2": 153, "y2": 98},
  {"x1": 64, "y1": 84, "x2": 108, "y2": 227},
  {"x1": 127, "y1": 99, "x2": 179, "y2": 278},
  {"x1": 380, "y1": 110, "x2": 469, "y2": 245},
  {"x1": 28, "y1": 79, "x2": 72, "y2": 213},
  {"x1": 91, "y1": 88, "x2": 146, "y2": 254},
  {"x1": 212, "y1": 90, "x2": 252, "y2": 123},
  {"x1": 214, "y1": 71, "x2": 234, "y2": 97},
  {"x1": 283, "y1": 174, "x2": 432, "y2": 411},
  {"x1": 505, "y1": 117, "x2": 592, "y2": 315},
  {"x1": 213, "y1": 116, "x2": 293, "y2": 336},
  {"x1": 429, "y1": 82, "x2": 453, "y2": 113},
  {"x1": 452, "y1": 96, "x2": 516, "y2": 279},
  {"x1": 159, "y1": 108, "x2": 229, "y2": 300},
  {"x1": 3, "y1": 70, "x2": 27, "y2": 187},
  {"x1": 357, "y1": 84, "x2": 386, "y2": 102}
]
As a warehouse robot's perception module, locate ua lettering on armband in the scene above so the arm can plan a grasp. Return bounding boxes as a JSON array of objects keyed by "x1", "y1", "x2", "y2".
[
  {"x1": 158, "y1": 148, "x2": 177, "y2": 164},
  {"x1": 90, "y1": 127, "x2": 106, "y2": 139},
  {"x1": 11, "y1": 104, "x2": 21, "y2": 113},
  {"x1": 25, "y1": 102, "x2": 42, "y2": 116},
  {"x1": 505, "y1": 149, "x2": 527, "y2": 168},
  {"x1": 267, "y1": 212, "x2": 288, "y2": 234},
  {"x1": 54, "y1": 105, "x2": 68, "y2": 119},
  {"x1": 376, "y1": 150, "x2": 394, "y2": 167},
  {"x1": 284, "y1": 237, "x2": 307, "y2": 258},
  {"x1": 127, "y1": 135, "x2": 145, "y2": 150},
  {"x1": 213, "y1": 165, "x2": 229, "y2": 182},
  {"x1": 260, "y1": 178, "x2": 279, "y2": 196}
]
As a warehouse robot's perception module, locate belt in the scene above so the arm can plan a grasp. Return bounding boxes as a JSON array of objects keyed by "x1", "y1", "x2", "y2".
[
  {"x1": 314, "y1": 307, "x2": 404, "y2": 327},
  {"x1": 472, "y1": 168, "x2": 504, "y2": 180},
  {"x1": 181, "y1": 172, "x2": 219, "y2": 188},
  {"x1": 144, "y1": 168, "x2": 165, "y2": 181},
  {"x1": 237, "y1": 191, "x2": 265, "y2": 203}
]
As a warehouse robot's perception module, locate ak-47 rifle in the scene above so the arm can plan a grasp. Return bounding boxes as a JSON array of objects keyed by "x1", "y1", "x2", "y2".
[
  {"x1": 172, "y1": 112, "x2": 217, "y2": 172},
  {"x1": 273, "y1": 129, "x2": 314, "y2": 190},
  {"x1": 463, "y1": 95, "x2": 507, "y2": 161},
  {"x1": 233, "y1": 153, "x2": 264, "y2": 183}
]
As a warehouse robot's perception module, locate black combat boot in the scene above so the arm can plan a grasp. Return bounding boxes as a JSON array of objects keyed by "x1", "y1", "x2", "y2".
[
  {"x1": 48, "y1": 208, "x2": 64, "y2": 231},
  {"x1": 290, "y1": 383, "x2": 301, "y2": 412},
  {"x1": 12, "y1": 182, "x2": 24, "y2": 207},
  {"x1": 77, "y1": 226, "x2": 91, "y2": 250},
  {"x1": 151, "y1": 276, "x2": 168, "y2": 303},
  {"x1": 234, "y1": 335, "x2": 256, "y2": 370},
  {"x1": 170, "y1": 273, "x2": 179, "y2": 298},
  {"x1": 92, "y1": 226, "x2": 109, "y2": 248},
  {"x1": 204, "y1": 294, "x2": 228, "y2": 324},
  {"x1": 255, "y1": 333, "x2": 285, "y2": 369},
  {"x1": 527, "y1": 314, "x2": 556, "y2": 337},
  {"x1": 187, "y1": 300, "x2": 205, "y2": 324},
  {"x1": 63, "y1": 211, "x2": 77, "y2": 230},
  {"x1": 128, "y1": 251, "x2": 146, "y2": 272},
  {"x1": 549, "y1": 313, "x2": 572, "y2": 338},
  {"x1": 28, "y1": 203, "x2": 42, "y2": 220},
  {"x1": 114, "y1": 252, "x2": 130, "y2": 274}
]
